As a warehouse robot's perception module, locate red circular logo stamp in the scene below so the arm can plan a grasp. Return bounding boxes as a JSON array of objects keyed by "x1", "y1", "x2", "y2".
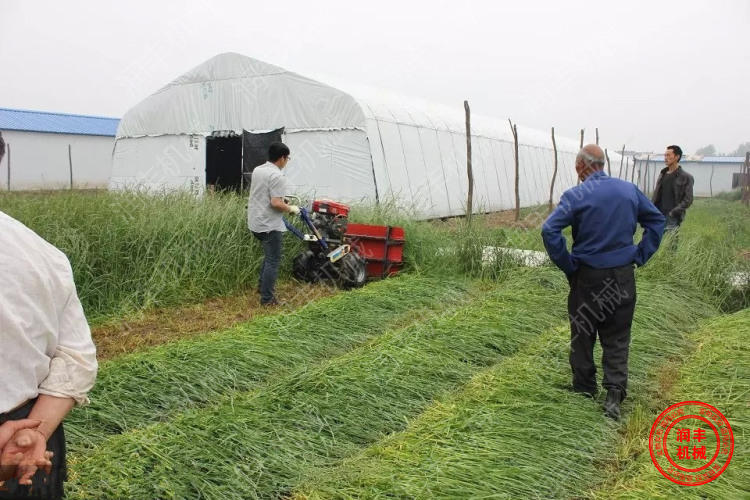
[{"x1": 649, "y1": 401, "x2": 734, "y2": 486}]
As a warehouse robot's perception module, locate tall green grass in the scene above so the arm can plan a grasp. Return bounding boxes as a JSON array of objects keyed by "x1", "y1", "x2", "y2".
[
  {"x1": 66, "y1": 269, "x2": 570, "y2": 499},
  {"x1": 1, "y1": 192, "x2": 745, "y2": 320},
  {"x1": 294, "y1": 281, "x2": 716, "y2": 499},
  {"x1": 0, "y1": 191, "x2": 280, "y2": 321},
  {"x1": 65, "y1": 275, "x2": 471, "y2": 452}
]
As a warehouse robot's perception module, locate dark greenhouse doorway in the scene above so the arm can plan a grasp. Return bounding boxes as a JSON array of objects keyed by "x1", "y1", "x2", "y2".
[{"x1": 206, "y1": 134, "x2": 243, "y2": 192}]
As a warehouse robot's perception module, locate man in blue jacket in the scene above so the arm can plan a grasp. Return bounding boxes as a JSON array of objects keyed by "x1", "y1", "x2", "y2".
[{"x1": 542, "y1": 144, "x2": 665, "y2": 420}]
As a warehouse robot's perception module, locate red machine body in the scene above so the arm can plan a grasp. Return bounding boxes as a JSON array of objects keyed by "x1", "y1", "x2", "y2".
[
  {"x1": 308, "y1": 200, "x2": 405, "y2": 279},
  {"x1": 311, "y1": 200, "x2": 350, "y2": 217},
  {"x1": 345, "y1": 223, "x2": 405, "y2": 278}
]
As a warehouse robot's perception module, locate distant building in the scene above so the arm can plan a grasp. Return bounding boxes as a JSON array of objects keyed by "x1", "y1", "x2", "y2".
[
  {"x1": 631, "y1": 154, "x2": 746, "y2": 197},
  {"x1": 0, "y1": 108, "x2": 119, "y2": 190}
]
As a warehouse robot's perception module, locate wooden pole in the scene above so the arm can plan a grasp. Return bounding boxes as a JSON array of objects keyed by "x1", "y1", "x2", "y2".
[
  {"x1": 549, "y1": 126, "x2": 558, "y2": 213},
  {"x1": 631, "y1": 156, "x2": 636, "y2": 183},
  {"x1": 618, "y1": 144, "x2": 625, "y2": 178},
  {"x1": 577, "y1": 129, "x2": 584, "y2": 185},
  {"x1": 595, "y1": 127, "x2": 599, "y2": 145},
  {"x1": 743, "y1": 152, "x2": 750, "y2": 206},
  {"x1": 643, "y1": 154, "x2": 651, "y2": 192},
  {"x1": 464, "y1": 100, "x2": 473, "y2": 223},
  {"x1": 509, "y1": 118, "x2": 520, "y2": 221},
  {"x1": 605, "y1": 148, "x2": 611, "y2": 176},
  {"x1": 624, "y1": 157, "x2": 629, "y2": 181},
  {"x1": 6, "y1": 143, "x2": 10, "y2": 191},
  {"x1": 68, "y1": 144, "x2": 73, "y2": 189},
  {"x1": 709, "y1": 164, "x2": 714, "y2": 197}
]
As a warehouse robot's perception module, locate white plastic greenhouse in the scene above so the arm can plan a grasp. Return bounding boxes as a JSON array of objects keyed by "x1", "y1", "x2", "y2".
[{"x1": 111, "y1": 52, "x2": 621, "y2": 219}]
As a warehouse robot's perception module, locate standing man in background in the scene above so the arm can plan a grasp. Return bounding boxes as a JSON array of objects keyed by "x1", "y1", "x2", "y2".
[
  {"x1": 652, "y1": 145, "x2": 694, "y2": 231},
  {"x1": 542, "y1": 144, "x2": 665, "y2": 420},
  {"x1": 0, "y1": 131, "x2": 99, "y2": 499},
  {"x1": 247, "y1": 142, "x2": 300, "y2": 306}
]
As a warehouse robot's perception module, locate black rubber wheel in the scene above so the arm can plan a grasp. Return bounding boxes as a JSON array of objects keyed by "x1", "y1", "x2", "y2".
[
  {"x1": 337, "y1": 252, "x2": 367, "y2": 288},
  {"x1": 292, "y1": 250, "x2": 319, "y2": 283}
]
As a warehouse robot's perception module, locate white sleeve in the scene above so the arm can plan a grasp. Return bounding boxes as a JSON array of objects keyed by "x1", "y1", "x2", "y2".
[
  {"x1": 269, "y1": 172, "x2": 288, "y2": 199},
  {"x1": 38, "y1": 284, "x2": 98, "y2": 406}
]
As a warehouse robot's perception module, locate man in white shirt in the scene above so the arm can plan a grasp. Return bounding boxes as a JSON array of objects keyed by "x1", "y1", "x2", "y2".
[
  {"x1": 0, "y1": 132, "x2": 98, "y2": 499},
  {"x1": 247, "y1": 142, "x2": 300, "y2": 306}
]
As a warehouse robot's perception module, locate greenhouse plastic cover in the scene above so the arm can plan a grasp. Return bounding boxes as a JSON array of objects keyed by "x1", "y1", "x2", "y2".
[{"x1": 112, "y1": 53, "x2": 622, "y2": 219}]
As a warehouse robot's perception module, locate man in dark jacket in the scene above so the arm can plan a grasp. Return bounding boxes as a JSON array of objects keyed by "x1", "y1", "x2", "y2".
[
  {"x1": 652, "y1": 145, "x2": 694, "y2": 230},
  {"x1": 542, "y1": 144, "x2": 665, "y2": 420}
]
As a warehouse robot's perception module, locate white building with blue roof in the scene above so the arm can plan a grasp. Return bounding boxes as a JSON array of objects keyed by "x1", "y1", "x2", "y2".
[
  {"x1": 633, "y1": 154, "x2": 747, "y2": 198},
  {"x1": 0, "y1": 108, "x2": 119, "y2": 190}
]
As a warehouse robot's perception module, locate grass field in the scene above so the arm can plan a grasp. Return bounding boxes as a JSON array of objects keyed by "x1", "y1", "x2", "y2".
[{"x1": 0, "y1": 191, "x2": 747, "y2": 498}]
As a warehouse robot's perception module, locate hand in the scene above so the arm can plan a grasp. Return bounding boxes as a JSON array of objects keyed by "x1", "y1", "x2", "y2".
[
  {"x1": 0, "y1": 419, "x2": 44, "y2": 482},
  {"x1": 288, "y1": 205, "x2": 300, "y2": 216},
  {"x1": 0, "y1": 419, "x2": 41, "y2": 451},
  {"x1": 0, "y1": 428, "x2": 53, "y2": 485}
]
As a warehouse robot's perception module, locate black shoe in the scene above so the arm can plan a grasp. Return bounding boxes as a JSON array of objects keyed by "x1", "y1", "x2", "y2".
[
  {"x1": 261, "y1": 297, "x2": 284, "y2": 307},
  {"x1": 604, "y1": 388, "x2": 623, "y2": 420},
  {"x1": 570, "y1": 386, "x2": 597, "y2": 399}
]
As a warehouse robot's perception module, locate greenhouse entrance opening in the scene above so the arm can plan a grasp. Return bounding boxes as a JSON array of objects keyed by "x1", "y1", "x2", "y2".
[{"x1": 206, "y1": 134, "x2": 243, "y2": 192}]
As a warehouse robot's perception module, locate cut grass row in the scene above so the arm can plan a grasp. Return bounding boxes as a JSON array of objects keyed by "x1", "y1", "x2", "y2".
[
  {"x1": 66, "y1": 269, "x2": 571, "y2": 499},
  {"x1": 65, "y1": 274, "x2": 473, "y2": 452},
  {"x1": 593, "y1": 308, "x2": 749, "y2": 499},
  {"x1": 291, "y1": 280, "x2": 716, "y2": 499}
]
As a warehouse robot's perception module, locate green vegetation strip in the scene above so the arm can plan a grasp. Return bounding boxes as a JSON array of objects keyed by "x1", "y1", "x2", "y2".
[
  {"x1": 65, "y1": 275, "x2": 471, "y2": 451},
  {"x1": 67, "y1": 270, "x2": 570, "y2": 499},
  {"x1": 293, "y1": 280, "x2": 716, "y2": 499},
  {"x1": 0, "y1": 191, "x2": 279, "y2": 320},
  {"x1": 598, "y1": 309, "x2": 749, "y2": 500}
]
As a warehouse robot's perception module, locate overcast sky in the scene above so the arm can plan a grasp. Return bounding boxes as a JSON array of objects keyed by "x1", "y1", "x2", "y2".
[{"x1": 1, "y1": 0, "x2": 747, "y2": 155}]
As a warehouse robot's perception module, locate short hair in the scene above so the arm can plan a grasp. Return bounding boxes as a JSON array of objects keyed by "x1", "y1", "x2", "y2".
[
  {"x1": 667, "y1": 145, "x2": 682, "y2": 161},
  {"x1": 0, "y1": 132, "x2": 5, "y2": 162},
  {"x1": 268, "y1": 142, "x2": 290, "y2": 162}
]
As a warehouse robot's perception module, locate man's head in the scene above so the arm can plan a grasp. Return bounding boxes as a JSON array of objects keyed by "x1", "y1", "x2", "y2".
[
  {"x1": 268, "y1": 142, "x2": 291, "y2": 169},
  {"x1": 575, "y1": 144, "x2": 605, "y2": 181},
  {"x1": 0, "y1": 132, "x2": 5, "y2": 162},
  {"x1": 665, "y1": 145, "x2": 682, "y2": 167}
]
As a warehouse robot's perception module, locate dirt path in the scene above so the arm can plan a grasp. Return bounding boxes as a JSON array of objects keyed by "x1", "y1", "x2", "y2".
[{"x1": 91, "y1": 281, "x2": 337, "y2": 360}]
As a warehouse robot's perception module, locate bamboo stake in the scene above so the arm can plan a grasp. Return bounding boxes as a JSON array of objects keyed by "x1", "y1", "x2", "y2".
[
  {"x1": 464, "y1": 100, "x2": 473, "y2": 223},
  {"x1": 549, "y1": 127, "x2": 558, "y2": 213},
  {"x1": 509, "y1": 119, "x2": 520, "y2": 221}
]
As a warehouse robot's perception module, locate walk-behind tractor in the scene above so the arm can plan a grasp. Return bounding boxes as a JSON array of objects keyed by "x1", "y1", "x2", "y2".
[{"x1": 284, "y1": 199, "x2": 405, "y2": 288}]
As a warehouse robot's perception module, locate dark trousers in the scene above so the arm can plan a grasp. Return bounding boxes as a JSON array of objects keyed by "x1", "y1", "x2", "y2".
[
  {"x1": 665, "y1": 215, "x2": 681, "y2": 231},
  {"x1": 0, "y1": 400, "x2": 65, "y2": 500},
  {"x1": 567, "y1": 264, "x2": 636, "y2": 399},
  {"x1": 252, "y1": 230, "x2": 283, "y2": 303}
]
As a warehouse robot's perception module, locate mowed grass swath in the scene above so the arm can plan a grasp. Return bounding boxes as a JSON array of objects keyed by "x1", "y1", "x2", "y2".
[
  {"x1": 595, "y1": 309, "x2": 749, "y2": 500},
  {"x1": 65, "y1": 275, "x2": 472, "y2": 451},
  {"x1": 66, "y1": 270, "x2": 571, "y2": 499},
  {"x1": 292, "y1": 280, "x2": 716, "y2": 499},
  {"x1": 1, "y1": 189, "x2": 746, "y2": 498}
]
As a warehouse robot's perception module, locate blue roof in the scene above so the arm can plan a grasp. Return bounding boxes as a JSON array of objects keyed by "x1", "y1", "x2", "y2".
[{"x1": 0, "y1": 107, "x2": 119, "y2": 136}]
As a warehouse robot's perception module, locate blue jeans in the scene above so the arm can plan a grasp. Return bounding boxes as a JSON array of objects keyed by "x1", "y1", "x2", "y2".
[{"x1": 253, "y1": 231, "x2": 283, "y2": 303}]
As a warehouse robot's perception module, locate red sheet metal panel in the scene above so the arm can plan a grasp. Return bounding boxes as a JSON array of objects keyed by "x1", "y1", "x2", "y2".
[{"x1": 345, "y1": 223, "x2": 405, "y2": 278}]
